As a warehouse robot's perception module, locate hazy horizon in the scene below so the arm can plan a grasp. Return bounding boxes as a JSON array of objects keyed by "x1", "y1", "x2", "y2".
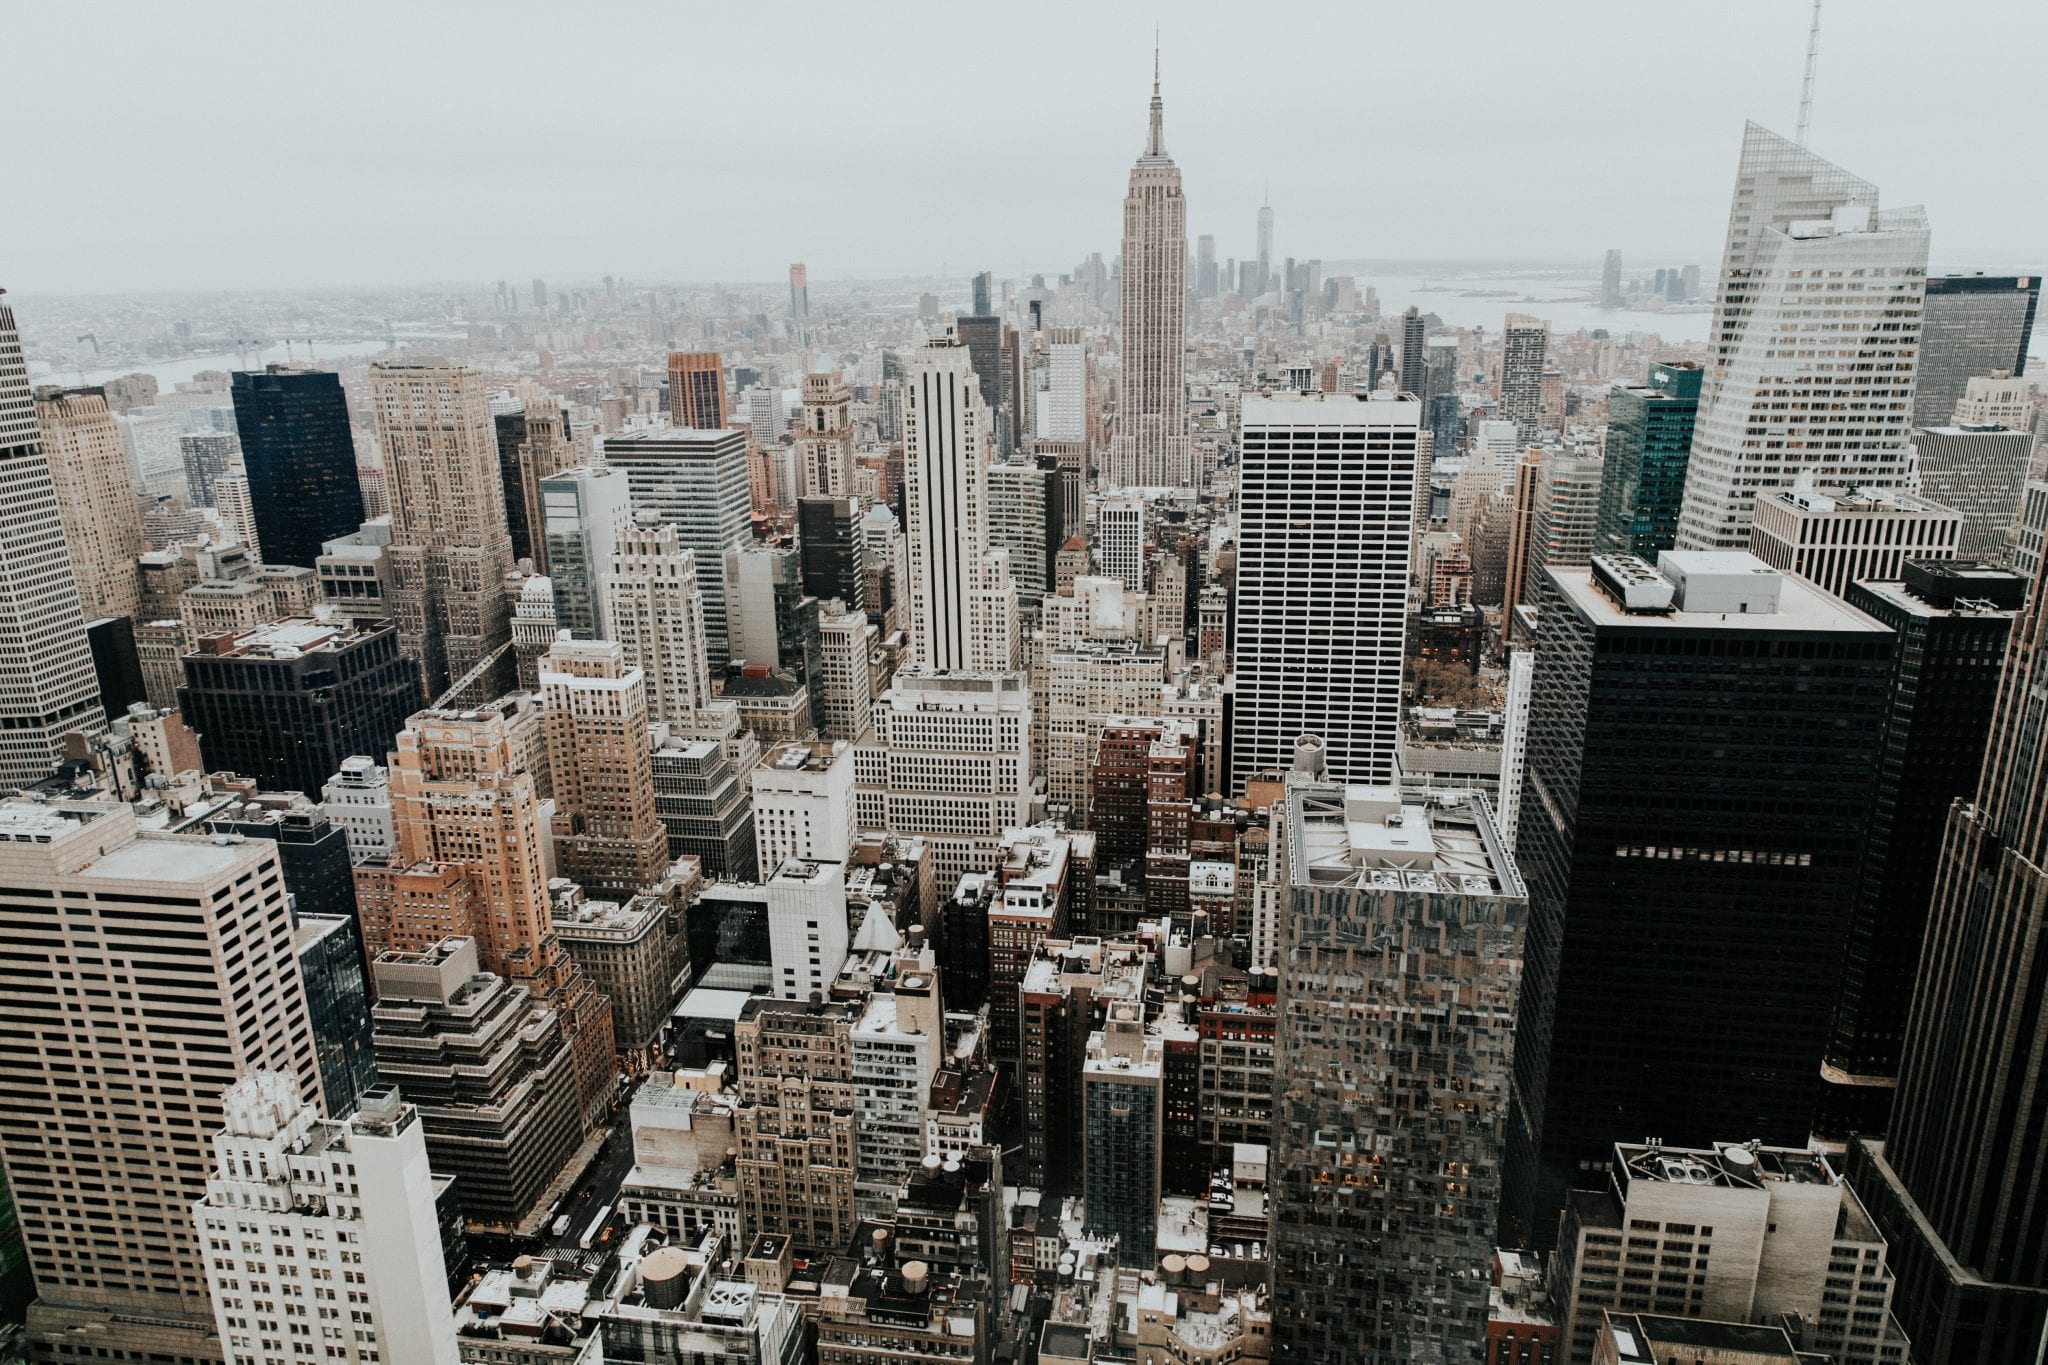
[{"x1": 12, "y1": 0, "x2": 2046, "y2": 294}]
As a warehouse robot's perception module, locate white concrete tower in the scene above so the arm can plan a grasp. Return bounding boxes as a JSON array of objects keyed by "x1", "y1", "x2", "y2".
[
  {"x1": 901, "y1": 338, "x2": 1017, "y2": 671},
  {"x1": 1106, "y1": 53, "x2": 1193, "y2": 490},
  {"x1": 1097, "y1": 496, "x2": 1147, "y2": 593},
  {"x1": 1231, "y1": 391, "x2": 1421, "y2": 792},
  {"x1": 195, "y1": 1073, "x2": 462, "y2": 1365}
]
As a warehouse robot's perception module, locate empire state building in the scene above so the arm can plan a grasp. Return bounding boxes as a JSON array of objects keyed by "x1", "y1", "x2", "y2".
[{"x1": 1106, "y1": 57, "x2": 1193, "y2": 490}]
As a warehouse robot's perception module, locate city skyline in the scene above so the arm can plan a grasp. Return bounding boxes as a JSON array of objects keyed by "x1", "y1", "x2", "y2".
[
  {"x1": 2, "y1": 5, "x2": 2046, "y2": 1361},
  {"x1": 10, "y1": 1, "x2": 2046, "y2": 293}
]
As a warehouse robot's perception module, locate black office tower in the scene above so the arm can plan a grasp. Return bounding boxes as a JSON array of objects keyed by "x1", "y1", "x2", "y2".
[
  {"x1": 178, "y1": 620, "x2": 422, "y2": 800},
  {"x1": 1914, "y1": 274, "x2": 2040, "y2": 428},
  {"x1": 230, "y1": 366, "x2": 365, "y2": 568},
  {"x1": 84, "y1": 617, "x2": 146, "y2": 720},
  {"x1": 1502, "y1": 552, "x2": 1892, "y2": 1247},
  {"x1": 1847, "y1": 573, "x2": 2048, "y2": 1364},
  {"x1": 955, "y1": 314, "x2": 1005, "y2": 445},
  {"x1": 797, "y1": 495, "x2": 866, "y2": 613},
  {"x1": 206, "y1": 794, "x2": 361, "y2": 925},
  {"x1": 1818, "y1": 563, "x2": 2024, "y2": 1139},
  {"x1": 493, "y1": 405, "x2": 532, "y2": 563}
]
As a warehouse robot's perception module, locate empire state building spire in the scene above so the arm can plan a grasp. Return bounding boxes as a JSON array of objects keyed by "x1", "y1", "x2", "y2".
[{"x1": 1146, "y1": 45, "x2": 1167, "y2": 161}]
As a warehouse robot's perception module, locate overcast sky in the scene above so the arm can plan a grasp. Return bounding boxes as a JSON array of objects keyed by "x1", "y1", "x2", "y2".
[{"x1": 11, "y1": 0, "x2": 2045, "y2": 294}]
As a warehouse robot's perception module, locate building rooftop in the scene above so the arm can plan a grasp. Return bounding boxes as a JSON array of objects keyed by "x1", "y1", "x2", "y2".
[
  {"x1": 189, "y1": 618, "x2": 370, "y2": 660},
  {"x1": 1288, "y1": 784, "x2": 1521, "y2": 898},
  {"x1": 1605, "y1": 1312, "x2": 1802, "y2": 1364},
  {"x1": 1615, "y1": 1140, "x2": 1833, "y2": 1192},
  {"x1": 1242, "y1": 391, "x2": 1422, "y2": 425},
  {"x1": 1559, "y1": 554, "x2": 1887, "y2": 634},
  {"x1": 1763, "y1": 481, "x2": 1956, "y2": 518}
]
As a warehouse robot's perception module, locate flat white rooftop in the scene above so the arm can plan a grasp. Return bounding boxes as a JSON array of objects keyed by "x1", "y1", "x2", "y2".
[
  {"x1": 91, "y1": 835, "x2": 247, "y2": 883},
  {"x1": 1551, "y1": 563, "x2": 1888, "y2": 635},
  {"x1": 1242, "y1": 392, "x2": 1421, "y2": 428}
]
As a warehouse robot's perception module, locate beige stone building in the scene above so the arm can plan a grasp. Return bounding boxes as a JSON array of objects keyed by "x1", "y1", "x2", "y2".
[
  {"x1": 371, "y1": 361, "x2": 515, "y2": 695},
  {"x1": 542, "y1": 635, "x2": 669, "y2": 897},
  {"x1": 31, "y1": 385, "x2": 143, "y2": 622}
]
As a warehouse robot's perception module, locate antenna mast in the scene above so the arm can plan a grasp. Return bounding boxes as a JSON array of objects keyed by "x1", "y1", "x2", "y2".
[{"x1": 1796, "y1": 0, "x2": 1822, "y2": 146}]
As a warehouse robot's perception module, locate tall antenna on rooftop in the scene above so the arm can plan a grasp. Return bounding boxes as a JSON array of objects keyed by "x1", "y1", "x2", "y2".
[{"x1": 1795, "y1": 0, "x2": 1822, "y2": 146}]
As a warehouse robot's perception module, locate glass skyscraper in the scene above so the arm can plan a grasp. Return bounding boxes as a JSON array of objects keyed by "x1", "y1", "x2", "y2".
[
  {"x1": 230, "y1": 365, "x2": 366, "y2": 569},
  {"x1": 1269, "y1": 780, "x2": 1524, "y2": 1363},
  {"x1": 1675, "y1": 124, "x2": 1929, "y2": 551},
  {"x1": 1596, "y1": 360, "x2": 1703, "y2": 558}
]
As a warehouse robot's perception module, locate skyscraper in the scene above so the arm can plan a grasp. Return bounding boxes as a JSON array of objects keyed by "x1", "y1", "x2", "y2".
[
  {"x1": 1602, "y1": 248, "x2": 1624, "y2": 308},
  {"x1": 602, "y1": 426, "x2": 752, "y2": 665},
  {"x1": 1399, "y1": 305, "x2": 1426, "y2": 398},
  {"x1": 1913, "y1": 274, "x2": 2039, "y2": 429},
  {"x1": 1912, "y1": 423, "x2": 2035, "y2": 560},
  {"x1": 1595, "y1": 361, "x2": 1703, "y2": 558},
  {"x1": 1503, "y1": 552, "x2": 1893, "y2": 1246},
  {"x1": 366, "y1": 697, "x2": 616, "y2": 1129},
  {"x1": 734, "y1": 996, "x2": 859, "y2": 1251},
  {"x1": 1256, "y1": 198, "x2": 1274, "y2": 297},
  {"x1": 178, "y1": 619, "x2": 421, "y2": 799},
  {"x1": 0, "y1": 297, "x2": 106, "y2": 785},
  {"x1": 195, "y1": 1073, "x2": 462, "y2": 1365},
  {"x1": 788, "y1": 261, "x2": 809, "y2": 321},
  {"x1": 1270, "y1": 780, "x2": 1524, "y2": 1363},
  {"x1": 538, "y1": 463, "x2": 632, "y2": 639},
  {"x1": 984, "y1": 462, "x2": 1057, "y2": 605},
  {"x1": 664, "y1": 350, "x2": 727, "y2": 429},
  {"x1": 542, "y1": 636, "x2": 670, "y2": 897},
  {"x1": 1819, "y1": 563, "x2": 2024, "y2": 1139},
  {"x1": 31, "y1": 386, "x2": 143, "y2": 622},
  {"x1": 900, "y1": 338, "x2": 1018, "y2": 672},
  {"x1": 0, "y1": 799, "x2": 318, "y2": 1360},
  {"x1": 1231, "y1": 390, "x2": 1420, "y2": 792},
  {"x1": 797, "y1": 495, "x2": 866, "y2": 613},
  {"x1": 1196, "y1": 233, "x2": 1218, "y2": 298},
  {"x1": 607, "y1": 516, "x2": 713, "y2": 725},
  {"x1": 1105, "y1": 57, "x2": 1193, "y2": 489},
  {"x1": 794, "y1": 370, "x2": 854, "y2": 498},
  {"x1": 1097, "y1": 495, "x2": 1146, "y2": 593},
  {"x1": 855, "y1": 672, "x2": 1033, "y2": 893},
  {"x1": 1848, "y1": 561, "x2": 2048, "y2": 1362},
  {"x1": 372, "y1": 361, "x2": 515, "y2": 696},
  {"x1": 1675, "y1": 124, "x2": 1930, "y2": 551},
  {"x1": 496, "y1": 398, "x2": 573, "y2": 571},
  {"x1": 230, "y1": 365, "x2": 365, "y2": 570},
  {"x1": 1499, "y1": 313, "x2": 1549, "y2": 440},
  {"x1": 180, "y1": 429, "x2": 236, "y2": 508}
]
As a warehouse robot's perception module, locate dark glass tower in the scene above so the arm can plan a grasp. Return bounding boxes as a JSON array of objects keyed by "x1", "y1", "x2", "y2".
[
  {"x1": 1595, "y1": 361, "x2": 1702, "y2": 558},
  {"x1": 797, "y1": 495, "x2": 866, "y2": 612},
  {"x1": 1819, "y1": 563, "x2": 2023, "y2": 1139},
  {"x1": 954, "y1": 314, "x2": 1005, "y2": 447},
  {"x1": 1914, "y1": 274, "x2": 2040, "y2": 427},
  {"x1": 1848, "y1": 569, "x2": 2048, "y2": 1363},
  {"x1": 178, "y1": 620, "x2": 422, "y2": 800},
  {"x1": 493, "y1": 405, "x2": 532, "y2": 564},
  {"x1": 1502, "y1": 552, "x2": 1893, "y2": 1248},
  {"x1": 295, "y1": 913, "x2": 379, "y2": 1121},
  {"x1": 230, "y1": 366, "x2": 365, "y2": 568}
]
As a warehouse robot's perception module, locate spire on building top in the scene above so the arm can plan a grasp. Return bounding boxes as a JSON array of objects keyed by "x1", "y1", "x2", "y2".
[{"x1": 1145, "y1": 45, "x2": 1167, "y2": 160}]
